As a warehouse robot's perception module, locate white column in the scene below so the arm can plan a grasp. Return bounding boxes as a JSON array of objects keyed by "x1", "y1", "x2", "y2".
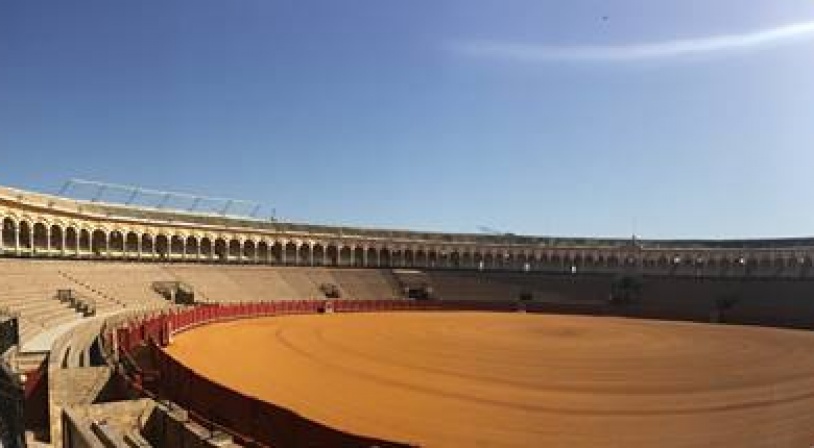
[{"x1": 60, "y1": 230, "x2": 67, "y2": 257}]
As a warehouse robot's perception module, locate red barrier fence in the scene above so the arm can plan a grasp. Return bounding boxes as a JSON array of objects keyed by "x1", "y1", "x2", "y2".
[{"x1": 108, "y1": 299, "x2": 532, "y2": 447}]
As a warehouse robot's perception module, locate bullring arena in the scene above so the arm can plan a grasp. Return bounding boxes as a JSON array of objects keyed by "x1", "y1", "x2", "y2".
[
  {"x1": 3, "y1": 183, "x2": 814, "y2": 447},
  {"x1": 166, "y1": 312, "x2": 814, "y2": 447}
]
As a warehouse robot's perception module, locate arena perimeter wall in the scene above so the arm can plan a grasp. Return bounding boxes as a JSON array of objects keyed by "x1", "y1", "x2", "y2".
[{"x1": 109, "y1": 300, "x2": 536, "y2": 448}]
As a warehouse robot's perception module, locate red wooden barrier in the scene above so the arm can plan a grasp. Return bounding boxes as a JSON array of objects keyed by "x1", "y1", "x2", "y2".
[{"x1": 110, "y1": 299, "x2": 525, "y2": 447}]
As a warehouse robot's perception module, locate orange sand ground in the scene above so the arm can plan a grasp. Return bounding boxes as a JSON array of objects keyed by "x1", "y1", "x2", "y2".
[{"x1": 165, "y1": 312, "x2": 814, "y2": 447}]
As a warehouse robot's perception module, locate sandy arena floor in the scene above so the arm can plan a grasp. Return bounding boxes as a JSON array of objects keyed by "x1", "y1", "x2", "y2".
[{"x1": 165, "y1": 312, "x2": 814, "y2": 447}]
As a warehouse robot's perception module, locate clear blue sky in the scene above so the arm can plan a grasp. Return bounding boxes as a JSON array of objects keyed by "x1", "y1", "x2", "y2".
[{"x1": 2, "y1": 1, "x2": 814, "y2": 239}]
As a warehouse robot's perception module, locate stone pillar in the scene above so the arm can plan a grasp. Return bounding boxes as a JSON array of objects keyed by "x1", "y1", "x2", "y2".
[
  {"x1": 25, "y1": 226, "x2": 32, "y2": 255},
  {"x1": 60, "y1": 230, "x2": 67, "y2": 257}
]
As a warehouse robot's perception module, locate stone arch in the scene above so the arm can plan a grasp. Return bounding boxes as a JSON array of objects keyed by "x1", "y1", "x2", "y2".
[
  {"x1": 298, "y1": 243, "x2": 312, "y2": 266},
  {"x1": 313, "y1": 243, "x2": 326, "y2": 266},
  {"x1": 271, "y1": 241, "x2": 283, "y2": 264},
  {"x1": 1, "y1": 217, "x2": 15, "y2": 249},
  {"x1": 437, "y1": 250, "x2": 449, "y2": 268},
  {"x1": 214, "y1": 238, "x2": 228, "y2": 261},
  {"x1": 450, "y1": 251, "x2": 461, "y2": 269},
  {"x1": 155, "y1": 234, "x2": 169, "y2": 259},
  {"x1": 326, "y1": 244, "x2": 339, "y2": 266},
  {"x1": 91, "y1": 229, "x2": 108, "y2": 256},
  {"x1": 497, "y1": 252, "x2": 511, "y2": 270},
  {"x1": 109, "y1": 230, "x2": 125, "y2": 255},
  {"x1": 32, "y1": 222, "x2": 48, "y2": 252},
  {"x1": 228, "y1": 239, "x2": 242, "y2": 260},
  {"x1": 392, "y1": 249, "x2": 404, "y2": 268},
  {"x1": 125, "y1": 231, "x2": 139, "y2": 255},
  {"x1": 473, "y1": 252, "x2": 484, "y2": 270},
  {"x1": 461, "y1": 251, "x2": 473, "y2": 269},
  {"x1": 379, "y1": 248, "x2": 391, "y2": 267},
  {"x1": 531, "y1": 253, "x2": 544, "y2": 271},
  {"x1": 482, "y1": 251, "x2": 495, "y2": 269},
  {"x1": 404, "y1": 249, "x2": 415, "y2": 267},
  {"x1": 415, "y1": 249, "x2": 427, "y2": 268},
  {"x1": 284, "y1": 242, "x2": 298, "y2": 265},
  {"x1": 427, "y1": 250, "x2": 438, "y2": 268},
  {"x1": 558, "y1": 253, "x2": 572, "y2": 273},
  {"x1": 79, "y1": 229, "x2": 91, "y2": 253},
  {"x1": 537, "y1": 253, "x2": 549, "y2": 270},
  {"x1": 515, "y1": 252, "x2": 527, "y2": 271},
  {"x1": 257, "y1": 240, "x2": 270, "y2": 263},
  {"x1": 200, "y1": 237, "x2": 213, "y2": 259},
  {"x1": 243, "y1": 239, "x2": 257, "y2": 262},
  {"x1": 583, "y1": 253, "x2": 596, "y2": 269},
  {"x1": 65, "y1": 227, "x2": 79, "y2": 254},
  {"x1": 168, "y1": 235, "x2": 184, "y2": 258},
  {"x1": 549, "y1": 254, "x2": 561, "y2": 271},
  {"x1": 353, "y1": 247, "x2": 365, "y2": 267},
  {"x1": 186, "y1": 236, "x2": 199, "y2": 259},
  {"x1": 18, "y1": 221, "x2": 32, "y2": 250},
  {"x1": 366, "y1": 247, "x2": 379, "y2": 267},
  {"x1": 141, "y1": 233, "x2": 155, "y2": 256},
  {"x1": 49, "y1": 224, "x2": 64, "y2": 252},
  {"x1": 339, "y1": 245, "x2": 352, "y2": 266}
]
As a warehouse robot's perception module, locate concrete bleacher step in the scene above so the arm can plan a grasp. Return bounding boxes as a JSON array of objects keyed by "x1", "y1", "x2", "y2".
[{"x1": 15, "y1": 351, "x2": 48, "y2": 373}]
